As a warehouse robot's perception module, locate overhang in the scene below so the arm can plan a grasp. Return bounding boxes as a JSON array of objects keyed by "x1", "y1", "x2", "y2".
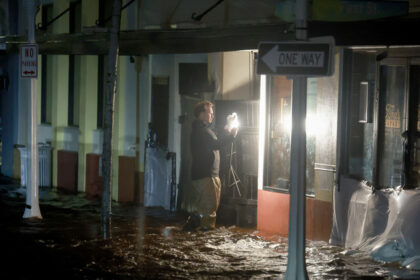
[{"x1": 2, "y1": 19, "x2": 420, "y2": 55}]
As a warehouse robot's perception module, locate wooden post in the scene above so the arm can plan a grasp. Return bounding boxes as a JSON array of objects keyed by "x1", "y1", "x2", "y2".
[{"x1": 101, "y1": 0, "x2": 122, "y2": 239}]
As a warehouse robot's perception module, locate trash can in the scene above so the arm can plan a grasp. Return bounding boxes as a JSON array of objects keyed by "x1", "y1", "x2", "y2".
[{"x1": 18, "y1": 143, "x2": 52, "y2": 188}]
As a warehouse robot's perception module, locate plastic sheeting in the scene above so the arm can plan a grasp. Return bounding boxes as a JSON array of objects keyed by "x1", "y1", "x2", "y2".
[
  {"x1": 331, "y1": 176, "x2": 420, "y2": 270},
  {"x1": 144, "y1": 147, "x2": 172, "y2": 211}
]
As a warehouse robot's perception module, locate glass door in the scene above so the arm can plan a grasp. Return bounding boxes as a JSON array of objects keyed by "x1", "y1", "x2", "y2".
[
  {"x1": 407, "y1": 65, "x2": 420, "y2": 188},
  {"x1": 377, "y1": 61, "x2": 407, "y2": 187},
  {"x1": 377, "y1": 59, "x2": 420, "y2": 188}
]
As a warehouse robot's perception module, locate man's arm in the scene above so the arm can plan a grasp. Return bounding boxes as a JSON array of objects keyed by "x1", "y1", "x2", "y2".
[{"x1": 208, "y1": 129, "x2": 235, "y2": 151}]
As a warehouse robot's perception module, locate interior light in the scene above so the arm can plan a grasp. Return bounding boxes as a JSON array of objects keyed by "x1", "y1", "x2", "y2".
[{"x1": 258, "y1": 75, "x2": 267, "y2": 190}]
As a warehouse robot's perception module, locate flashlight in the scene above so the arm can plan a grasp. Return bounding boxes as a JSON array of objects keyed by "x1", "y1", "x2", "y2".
[
  {"x1": 231, "y1": 112, "x2": 239, "y2": 129},
  {"x1": 225, "y1": 112, "x2": 240, "y2": 131}
]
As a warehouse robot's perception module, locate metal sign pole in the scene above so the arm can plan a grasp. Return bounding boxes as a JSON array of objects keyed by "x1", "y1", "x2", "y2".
[
  {"x1": 284, "y1": 0, "x2": 308, "y2": 278},
  {"x1": 23, "y1": 0, "x2": 42, "y2": 219}
]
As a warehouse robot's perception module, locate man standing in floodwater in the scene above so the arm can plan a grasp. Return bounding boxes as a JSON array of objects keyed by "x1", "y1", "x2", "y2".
[{"x1": 184, "y1": 100, "x2": 238, "y2": 231}]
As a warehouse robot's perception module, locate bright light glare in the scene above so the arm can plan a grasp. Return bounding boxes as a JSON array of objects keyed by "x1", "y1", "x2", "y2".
[
  {"x1": 306, "y1": 115, "x2": 329, "y2": 137},
  {"x1": 258, "y1": 75, "x2": 266, "y2": 190},
  {"x1": 278, "y1": 114, "x2": 328, "y2": 137},
  {"x1": 231, "y1": 112, "x2": 240, "y2": 129}
]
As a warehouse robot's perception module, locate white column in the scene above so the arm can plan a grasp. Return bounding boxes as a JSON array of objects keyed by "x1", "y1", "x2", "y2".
[
  {"x1": 258, "y1": 75, "x2": 266, "y2": 190},
  {"x1": 23, "y1": 0, "x2": 42, "y2": 219}
]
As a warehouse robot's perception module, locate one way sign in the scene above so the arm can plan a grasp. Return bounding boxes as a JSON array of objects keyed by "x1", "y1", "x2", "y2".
[{"x1": 257, "y1": 37, "x2": 335, "y2": 77}]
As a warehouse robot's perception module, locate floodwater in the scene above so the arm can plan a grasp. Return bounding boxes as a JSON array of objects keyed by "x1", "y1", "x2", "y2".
[{"x1": 1, "y1": 181, "x2": 420, "y2": 279}]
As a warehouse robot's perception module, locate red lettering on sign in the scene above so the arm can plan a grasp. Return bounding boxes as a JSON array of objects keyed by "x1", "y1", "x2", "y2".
[{"x1": 24, "y1": 48, "x2": 34, "y2": 57}]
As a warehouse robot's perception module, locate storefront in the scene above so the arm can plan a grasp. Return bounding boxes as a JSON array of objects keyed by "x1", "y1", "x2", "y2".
[
  {"x1": 256, "y1": 46, "x2": 420, "y2": 242},
  {"x1": 330, "y1": 47, "x2": 420, "y2": 265},
  {"x1": 341, "y1": 47, "x2": 420, "y2": 189}
]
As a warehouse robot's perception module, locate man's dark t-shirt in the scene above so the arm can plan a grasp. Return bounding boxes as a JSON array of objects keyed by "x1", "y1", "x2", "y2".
[{"x1": 190, "y1": 119, "x2": 234, "y2": 180}]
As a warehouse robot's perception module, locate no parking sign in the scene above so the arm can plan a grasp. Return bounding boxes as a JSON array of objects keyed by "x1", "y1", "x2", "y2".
[{"x1": 20, "y1": 44, "x2": 38, "y2": 78}]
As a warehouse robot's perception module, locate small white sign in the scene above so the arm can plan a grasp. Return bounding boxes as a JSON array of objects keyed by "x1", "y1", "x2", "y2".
[{"x1": 20, "y1": 44, "x2": 38, "y2": 78}]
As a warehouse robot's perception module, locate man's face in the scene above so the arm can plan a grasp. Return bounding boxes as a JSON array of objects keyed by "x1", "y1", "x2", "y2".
[{"x1": 199, "y1": 105, "x2": 214, "y2": 125}]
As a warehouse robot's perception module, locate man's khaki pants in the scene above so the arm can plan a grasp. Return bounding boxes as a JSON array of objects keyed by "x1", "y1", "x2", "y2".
[{"x1": 191, "y1": 177, "x2": 221, "y2": 229}]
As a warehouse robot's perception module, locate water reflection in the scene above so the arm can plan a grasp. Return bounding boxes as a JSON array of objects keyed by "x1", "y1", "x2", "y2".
[{"x1": 1, "y1": 185, "x2": 419, "y2": 279}]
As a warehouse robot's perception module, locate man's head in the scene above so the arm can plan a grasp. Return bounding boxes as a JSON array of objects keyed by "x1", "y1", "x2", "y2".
[{"x1": 194, "y1": 100, "x2": 214, "y2": 125}]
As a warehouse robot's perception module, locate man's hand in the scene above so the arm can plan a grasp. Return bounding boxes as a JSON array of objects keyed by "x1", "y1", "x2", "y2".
[{"x1": 225, "y1": 113, "x2": 239, "y2": 134}]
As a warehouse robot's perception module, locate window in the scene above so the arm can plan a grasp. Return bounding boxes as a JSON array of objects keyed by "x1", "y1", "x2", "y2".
[
  {"x1": 265, "y1": 76, "x2": 292, "y2": 192},
  {"x1": 97, "y1": 55, "x2": 107, "y2": 128},
  {"x1": 265, "y1": 74, "x2": 338, "y2": 196},
  {"x1": 96, "y1": 0, "x2": 113, "y2": 128},
  {"x1": 40, "y1": 4, "x2": 53, "y2": 124},
  {"x1": 68, "y1": 1, "x2": 81, "y2": 127},
  {"x1": 151, "y1": 76, "x2": 169, "y2": 148}
]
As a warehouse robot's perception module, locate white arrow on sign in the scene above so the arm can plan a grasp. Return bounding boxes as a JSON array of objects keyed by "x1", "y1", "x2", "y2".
[{"x1": 261, "y1": 45, "x2": 325, "y2": 72}]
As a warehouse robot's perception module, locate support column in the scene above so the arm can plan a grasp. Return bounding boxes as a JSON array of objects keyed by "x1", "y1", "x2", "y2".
[{"x1": 23, "y1": 0, "x2": 41, "y2": 219}]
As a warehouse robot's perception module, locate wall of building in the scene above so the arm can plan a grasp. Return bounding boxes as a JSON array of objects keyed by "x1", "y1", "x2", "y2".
[{"x1": 221, "y1": 51, "x2": 257, "y2": 100}]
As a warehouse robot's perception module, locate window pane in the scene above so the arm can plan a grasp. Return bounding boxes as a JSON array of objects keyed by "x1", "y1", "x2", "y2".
[
  {"x1": 267, "y1": 76, "x2": 291, "y2": 191},
  {"x1": 73, "y1": 55, "x2": 80, "y2": 126},
  {"x1": 46, "y1": 56, "x2": 53, "y2": 124},
  {"x1": 378, "y1": 65, "x2": 406, "y2": 187},
  {"x1": 409, "y1": 65, "x2": 420, "y2": 187},
  {"x1": 306, "y1": 78, "x2": 317, "y2": 195},
  {"x1": 266, "y1": 75, "x2": 338, "y2": 196}
]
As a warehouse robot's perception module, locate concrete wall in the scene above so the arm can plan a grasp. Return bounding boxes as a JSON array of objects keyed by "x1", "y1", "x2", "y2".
[{"x1": 221, "y1": 51, "x2": 256, "y2": 100}]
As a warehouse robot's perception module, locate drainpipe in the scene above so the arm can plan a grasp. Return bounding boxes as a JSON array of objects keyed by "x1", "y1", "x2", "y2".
[
  {"x1": 23, "y1": 0, "x2": 42, "y2": 219},
  {"x1": 284, "y1": 0, "x2": 308, "y2": 278}
]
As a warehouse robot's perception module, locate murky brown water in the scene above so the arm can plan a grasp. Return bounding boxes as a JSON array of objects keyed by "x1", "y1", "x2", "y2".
[{"x1": 1, "y1": 182, "x2": 420, "y2": 279}]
